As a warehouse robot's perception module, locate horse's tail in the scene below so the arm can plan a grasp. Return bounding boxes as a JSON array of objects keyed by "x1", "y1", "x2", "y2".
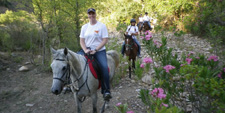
[{"x1": 107, "y1": 50, "x2": 119, "y2": 68}]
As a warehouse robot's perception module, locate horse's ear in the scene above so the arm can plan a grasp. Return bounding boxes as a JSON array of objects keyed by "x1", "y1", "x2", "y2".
[
  {"x1": 64, "y1": 47, "x2": 68, "y2": 56},
  {"x1": 50, "y1": 47, "x2": 57, "y2": 55}
]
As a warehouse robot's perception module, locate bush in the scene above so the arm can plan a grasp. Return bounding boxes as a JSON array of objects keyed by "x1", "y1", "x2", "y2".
[{"x1": 0, "y1": 10, "x2": 40, "y2": 51}]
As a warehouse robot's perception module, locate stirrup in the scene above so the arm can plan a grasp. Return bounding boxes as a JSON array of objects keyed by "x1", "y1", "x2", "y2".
[{"x1": 104, "y1": 93, "x2": 112, "y2": 101}]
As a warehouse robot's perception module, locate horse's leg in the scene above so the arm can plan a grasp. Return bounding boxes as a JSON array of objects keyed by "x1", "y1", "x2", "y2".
[
  {"x1": 72, "y1": 92, "x2": 82, "y2": 113},
  {"x1": 133, "y1": 59, "x2": 136, "y2": 69},
  {"x1": 91, "y1": 93, "x2": 98, "y2": 113},
  {"x1": 129, "y1": 59, "x2": 131, "y2": 78}
]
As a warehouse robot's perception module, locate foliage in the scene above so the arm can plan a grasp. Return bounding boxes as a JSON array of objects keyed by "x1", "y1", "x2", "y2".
[
  {"x1": 140, "y1": 30, "x2": 225, "y2": 112},
  {"x1": 0, "y1": 10, "x2": 40, "y2": 51}
]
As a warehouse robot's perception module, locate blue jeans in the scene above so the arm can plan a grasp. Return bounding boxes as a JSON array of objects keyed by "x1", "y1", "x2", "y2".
[
  {"x1": 121, "y1": 38, "x2": 141, "y2": 56},
  {"x1": 77, "y1": 49, "x2": 110, "y2": 94}
]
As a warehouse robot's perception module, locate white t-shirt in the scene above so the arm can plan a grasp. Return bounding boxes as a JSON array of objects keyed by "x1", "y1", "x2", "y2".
[
  {"x1": 143, "y1": 15, "x2": 151, "y2": 21},
  {"x1": 139, "y1": 17, "x2": 143, "y2": 22},
  {"x1": 126, "y1": 25, "x2": 138, "y2": 39},
  {"x1": 80, "y1": 21, "x2": 109, "y2": 51}
]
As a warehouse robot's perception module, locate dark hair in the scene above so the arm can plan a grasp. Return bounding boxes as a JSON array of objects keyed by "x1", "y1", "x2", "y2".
[{"x1": 145, "y1": 12, "x2": 148, "y2": 14}]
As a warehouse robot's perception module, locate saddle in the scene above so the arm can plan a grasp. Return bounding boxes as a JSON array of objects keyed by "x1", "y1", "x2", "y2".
[{"x1": 84, "y1": 55, "x2": 109, "y2": 89}]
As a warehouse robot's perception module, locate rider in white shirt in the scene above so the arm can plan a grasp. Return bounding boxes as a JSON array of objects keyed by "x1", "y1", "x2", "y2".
[
  {"x1": 142, "y1": 12, "x2": 152, "y2": 30},
  {"x1": 137, "y1": 14, "x2": 143, "y2": 27},
  {"x1": 79, "y1": 8, "x2": 112, "y2": 100},
  {"x1": 121, "y1": 19, "x2": 141, "y2": 58}
]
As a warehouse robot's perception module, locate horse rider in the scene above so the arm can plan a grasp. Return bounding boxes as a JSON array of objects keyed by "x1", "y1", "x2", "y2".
[
  {"x1": 121, "y1": 19, "x2": 142, "y2": 58},
  {"x1": 78, "y1": 8, "x2": 112, "y2": 100},
  {"x1": 137, "y1": 14, "x2": 143, "y2": 27},
  {"x1": 142, "y1": 12, "x2": 152, "y2": 30}
]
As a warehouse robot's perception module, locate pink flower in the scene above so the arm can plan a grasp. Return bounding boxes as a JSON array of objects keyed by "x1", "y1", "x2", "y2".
[
  {"x1": 163, "y1": 65, "x2": 175, "y2": 73},
  {"x1": 145, "y1": 30, "x2": 151, "y2": 35},
  {"x1": 116, "y1": 102, "x2": 122, "y2": 106},
  {"x1": 143, "y1": 57, "x2": 153, "y2": 63},
  {"x1": 158, "y1": 93, "x2": 166, "y2": 99},
  {"x1": 127, "y1": 111, "x2": 134, "y2": 113},
  {"x1": 180, "y1": 64, "x2": 185, "y2": 67},
  {"x1": 161, "y1": 103, "x2": 168, "y2": 107},
  {"x1": 207, "y1": 55, "x2": 218, "y2": 61},
  {"x1": 186, "y1": 58, "x2": 192, "y2": 64},
  {"x1": 151, "y1": 88, "x2": 167, "y2": 99},
  {"x1": 140, "y1": 63, "x2": 145, "y2": 68},
  {"x1": 140, "y1": 36, "x2": 144, "y2": 39},
  {"x1": 187, "y1": 51, "x2": 195, "y2": 57},
  {"x1": 153, "y1": 40, "x2": 158, "y2": 45},
  {"x1": 218, "y1": 72, "x2": 222, "y2": 79},
  {"x1": 145, "y1": 37, "x2": 151, "y2": 40},
  {"x1": 158, "y1": 88, "x2": 164, "y2": 94},
  {"x1": 196, "y1": 57, "x2": 200, "y2": 59},
  {"x1": 145, "y1": 34, "x2": 152, "y2": 38},
  {"x1": 157, "y1": 44, "x2": 162, "y2": 48}
]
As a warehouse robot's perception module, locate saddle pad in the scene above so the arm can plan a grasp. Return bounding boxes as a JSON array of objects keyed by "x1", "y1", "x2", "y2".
[{"x1": 85, "y1": 56, "x2": 110, "y2": 89}]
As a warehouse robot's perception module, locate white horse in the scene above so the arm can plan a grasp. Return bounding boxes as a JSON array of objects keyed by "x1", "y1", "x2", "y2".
[{"x1": 50, "y1": 47, "x2": 119, "y2": 113}]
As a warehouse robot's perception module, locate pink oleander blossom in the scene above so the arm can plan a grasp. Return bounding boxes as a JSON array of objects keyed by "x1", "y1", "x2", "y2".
[
  {"x1": 145, "y1": 30, "x2": 151, "y2": 35},
  {"x1": 157, "y1": 44, "x2": 162, "y2": 48},
  {"x1": 151, "y1": 88, "x2": 167, "y2": 99},
  {"x1": 207, "y1": 55, "x2": 218, "y2": 61},
  {"x1": 218, "y1": 72, "x2": 222, "y2": 79},
  {"x1": 196, "y1": 57, "x2": 200, "y2": 59},
  {"x1": 163, "y1": 65, "x2": 175, "y2": 73},
  {"x1": 143, "y1": 57, "x2": 153, "y2": 63},
  {"x1": 187, "y1": 51, "x2": 195, "y2": 57},
  {"x1": 127, "y1": 111, "x2": 134, "y2": 113},
  {"x1": 116, "y1": 102, "x2": 122, "y2": 106},
  {"x1": 140, "y1": 36, "x2": 144, "y2": 39},
  {"x1": 161, "y1": 103, "x2": 168, "y2": 107},
  {"x1": 140, "y1": 63, "x2": 145, "y2": 68},
  {"x1": 186, "y1": 58, "x2": 192, "y2": 64},
  {"x1": 153, "y1": 40, "x2": 158, "y2": 45},
  {"x1": 145, "y1": 34, "x2": 152, "y2": 38},
  {"x1": 145, "y1": 36, "x2": 151, "y2": 40}
]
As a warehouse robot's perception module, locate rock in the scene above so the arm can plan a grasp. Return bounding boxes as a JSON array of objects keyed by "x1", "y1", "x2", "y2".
[
  {"x1": 37, "y1": 55, "x2": 42, "y2": 59},
  {"x1": 26, "y1": 103, "x2": 34, "y2": 107},
  {"x1": 24, "y1": 62, "x2": 31, "y2": 65},
  {"x1": 131, "y1": 80, "x2": 135, "y2": 83},
  {"x1": 19, "y1": 66, "x2": 29, "y2": 72},
  {"x1": 0, "y1": 52, "x2": 10, "y2": 59},
  {"x1": 7, "y1": 68, "x2": 10, "y2": 71},
  {"x1": 141, "y1": 75, "x2": 152, "y2": 84}
]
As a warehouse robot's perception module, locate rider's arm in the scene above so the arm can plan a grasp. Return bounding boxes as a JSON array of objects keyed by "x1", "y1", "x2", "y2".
[{"x1": 80, "y1": 38, "x2": 90, "y2": 53}]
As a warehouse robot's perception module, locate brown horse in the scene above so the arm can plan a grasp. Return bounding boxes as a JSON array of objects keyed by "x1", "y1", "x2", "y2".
[
  {"x1": 138, "y1": 21, "x2": 152, "y2": 35},
  {"x1": 124, "y1": 34, "x2": 138, "y2": 78}
]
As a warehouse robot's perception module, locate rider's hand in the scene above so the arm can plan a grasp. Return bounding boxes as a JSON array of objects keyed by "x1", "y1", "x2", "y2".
[
  {"x1": 90, "y1": 50, "x2": 97, "y2": 55},
  {"x1": 84, "y1": 49, "x2": 91, "y2": 54}
]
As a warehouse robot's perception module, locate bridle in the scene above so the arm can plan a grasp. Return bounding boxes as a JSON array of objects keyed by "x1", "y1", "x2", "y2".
[
  {"x1": 52, "y1": 55, "x2": 90, "y2": 93},
  {"x1": 53, "y1": 58, "x2": 71, "y2": 85},
  {"x1": 125, "y1": 36, "x2": 135, "y2": 51}
]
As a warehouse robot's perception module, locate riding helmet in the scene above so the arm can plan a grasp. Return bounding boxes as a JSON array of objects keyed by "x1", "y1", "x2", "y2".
[
  {"x1": 130, "y1": 19, "x2": 136, "y2": 23},
  {"x1": 145, "y1": 12, "x2": 148, "y2": 14}
]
